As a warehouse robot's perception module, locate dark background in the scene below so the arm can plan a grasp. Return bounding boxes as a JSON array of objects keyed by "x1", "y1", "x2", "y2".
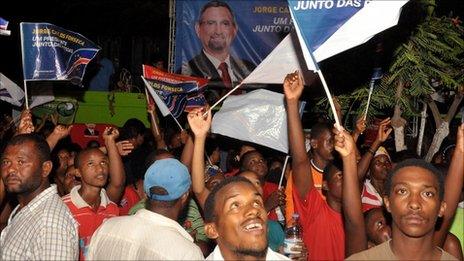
[{"x1": 1, "y1": 0, "x2": 462, "y2": 127}]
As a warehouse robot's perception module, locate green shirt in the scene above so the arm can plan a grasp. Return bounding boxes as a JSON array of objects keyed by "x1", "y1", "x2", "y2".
[
  {"x1": 129, "y1": 198, "x2": 209, "y2": 243},
  {"x1": 450, "y1": 207, "x2": 463, "y2": 250}
]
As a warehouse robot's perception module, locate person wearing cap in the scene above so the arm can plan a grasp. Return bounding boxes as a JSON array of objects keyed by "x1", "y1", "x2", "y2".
[
  {"x1": 360, "y1": 146, "x2": 393, "y2": 212},
  {"x1": 87, "y1": 158, "x2": 204, "y2": 260}
]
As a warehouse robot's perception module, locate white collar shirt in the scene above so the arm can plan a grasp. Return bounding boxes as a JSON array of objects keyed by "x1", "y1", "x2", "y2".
[
  {"x1": 88, "y1": 208, "x2": 204, "y2": 260},
  {"x1": 203, "y1": 50, "x2": 238, "y2": 83},
  {"x1": 0, "y1": 185, "x2": 79, "y2": 260},
  {"x1": 207, "y1": 245, "x2": 289, "y2": 260}
]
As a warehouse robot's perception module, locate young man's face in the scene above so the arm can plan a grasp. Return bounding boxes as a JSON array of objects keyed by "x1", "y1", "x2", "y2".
[
  {"x1": 311, "y1": 129, "x2": 334, "y2": 161},
  {"x1": 243, "y1": 152, "x2": 268, "y2": 179},
  {"x1": 195, "y1": 6, "x2": 237, "y2": 56},
  {"x1": 1, "y1": 141, "x2": 50, "y2": 194},
  {"x1": 76, "y1": 149, "x2": 109, "y2": 188},
  {"x1": 206, "y1": 182, "x2": 268, "y2": 258},
  {"x1": 384, "y1": 166, "x2": 446, "y2": 238},
  {"x1": 365, "y1": 208, "x2": 391, "y2": 245},
  {"x1": 370, "y1": 155, "x2": 392, "y2": 181},
  {"x1": 324, "y1": 165, "x2": 343, "y2": 200}
]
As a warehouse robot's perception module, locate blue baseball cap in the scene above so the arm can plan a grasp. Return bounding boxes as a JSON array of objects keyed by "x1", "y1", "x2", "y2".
[{"x1": 144, "y1": 158, "x2": 191, "y2": 201}]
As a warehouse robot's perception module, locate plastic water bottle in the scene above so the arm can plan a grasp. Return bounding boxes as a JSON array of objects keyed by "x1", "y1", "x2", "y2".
[
  {"x1": 283, "y1": 213, "x2": 303, "y2": 257},
  {"x1": 275, "y1": 206, "x2": 286, "y2": 226}
]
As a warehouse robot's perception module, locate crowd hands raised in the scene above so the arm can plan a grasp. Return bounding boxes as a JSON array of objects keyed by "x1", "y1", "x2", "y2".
[{"x1": 0, "y1": 71, "x2": 463, "y2": 260}]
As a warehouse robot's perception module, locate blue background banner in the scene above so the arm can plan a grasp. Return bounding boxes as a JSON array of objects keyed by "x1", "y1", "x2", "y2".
[
  {"x1": 20, "y1": 23, "x2": 100, "y2": 84},
  {"x1": 174, "y1": 0, "x2": 292, "y2": 74}
]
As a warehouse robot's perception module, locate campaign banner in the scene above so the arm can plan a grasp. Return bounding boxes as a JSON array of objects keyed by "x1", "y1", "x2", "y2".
[
  {"x1": 175, "y1": 0, "x2": 292, "y2": 89},
  {"x1": 20, "y1": 23, "x2": 100, "y2": 85},
  {"x1": 142, "y1": 65, "x2": 208, "y2": 118},
  {"x1": 0, "y1": 17, "x2": 11, "y2": 36}
]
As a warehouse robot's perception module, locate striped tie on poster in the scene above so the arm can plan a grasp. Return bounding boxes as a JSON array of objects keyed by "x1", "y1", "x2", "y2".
[{"x1": 142, "y1": 65, "x2": 208, "y2": 118}]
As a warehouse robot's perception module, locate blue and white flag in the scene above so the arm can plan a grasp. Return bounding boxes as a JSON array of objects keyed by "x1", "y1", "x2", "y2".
[
  {"x1": 20, "y1": 23, "x2": 100, "y2": 85},
  {"x1": 288, "y1": 0, "x2": 409, "y2": 71},
  {"x1": 243, "y1": 0, "x2": 408, "y2": 85},
  {"x1": 0, "y1": 17, "x2": 11, "y2": 36},
  {"x1": 0, "y1": 73, "x2": 24, "y2": 107}
]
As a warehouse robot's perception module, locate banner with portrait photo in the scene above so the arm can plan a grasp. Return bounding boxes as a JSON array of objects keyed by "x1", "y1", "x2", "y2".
[{"x1": 174, "y1": 0, "x2": 292, "y2": 90}]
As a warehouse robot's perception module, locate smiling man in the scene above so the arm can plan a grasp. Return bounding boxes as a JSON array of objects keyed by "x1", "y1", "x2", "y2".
[
  {"x1": 204, "y1": 176, "x2": 288, "y2": 260},
  {"x1": 347, "y1": 159, "x2": 457, "y2": 260},
  {"x1": 182, "y1": 0, "x2": 255, "y2": 95}
]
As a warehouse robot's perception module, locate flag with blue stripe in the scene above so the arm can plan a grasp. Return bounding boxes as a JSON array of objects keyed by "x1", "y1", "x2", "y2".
[
  {"x1": 20, "y1": 23, "x2": 100, "y2": 85},
  {"x1": 142, "y1": 65, "x2": 208, "y2": 118}
]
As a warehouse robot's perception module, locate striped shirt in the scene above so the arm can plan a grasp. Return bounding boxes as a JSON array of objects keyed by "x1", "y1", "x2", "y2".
[
  {"x1": 361, "y1": 179, "x2": 383, "y2": 212},
  {"x1": 62, "y1": 185, "x2": 119, "y2": 260},
  {"x1": 0, "y1": 185, "x2": 79, "y2": 260}
]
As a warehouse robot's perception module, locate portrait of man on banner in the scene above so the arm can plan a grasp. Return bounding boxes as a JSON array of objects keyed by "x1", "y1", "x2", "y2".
[{"x1": 181, "y1": 0, "x2": 256, "y2": 97}]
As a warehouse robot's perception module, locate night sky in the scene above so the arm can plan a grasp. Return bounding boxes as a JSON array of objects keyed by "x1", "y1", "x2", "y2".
[{"x1": 1, "y1": 0, "x2": 462, "y2": 103}]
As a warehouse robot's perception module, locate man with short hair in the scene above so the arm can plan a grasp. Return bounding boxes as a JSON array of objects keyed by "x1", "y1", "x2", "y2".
[
  {"x1": 204, "y1": 176, "x2": 288, "y2": 260},
  {"x1": 0, "y1": 133, "x2": 78, "y2": 260},
  {"x1": 87, "y1": 158, "x2": 204, "y2": 260},
  {"x1": 182, "y1": 0, "x2": 256, "y2": 96},
  {"x1": 347, "y1": 159, "x2": 457, "y2": 260}
]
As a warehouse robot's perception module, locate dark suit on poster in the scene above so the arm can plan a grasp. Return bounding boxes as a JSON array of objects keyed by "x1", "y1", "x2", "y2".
[{"x1": 182, "y1": 52, "x2": 256, "y2": 90}]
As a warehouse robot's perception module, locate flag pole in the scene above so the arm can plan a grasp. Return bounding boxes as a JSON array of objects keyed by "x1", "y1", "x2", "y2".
[
  {"x1": 205, "y1": 82, "x2": 243, "y2": 117},
  {"x1": 363, "y1": 79, "x2": 375, "y2": 121},
  {"x1": 144, "y1": 87, "x2": 161, "y2": 136},
  {"x1": 23, "y1": 80, "x2": 29, "y2": 109},
  {"x1": 278, "y1": 155, "x2": 290, "y2": 189},
  {"x1": 172, "y1": 114, "x2": 184, "y2": 131},
  {"x1": 315, "y1": 70, "x2": 341, "y2": 129}
]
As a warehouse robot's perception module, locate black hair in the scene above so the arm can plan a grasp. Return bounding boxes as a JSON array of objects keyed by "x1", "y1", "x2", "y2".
[
  {"x1": 204, "y1": 176, "x2": 253, "y2": 223},
  {"x1": 205, "y1": 137, "x2": 219, "y2": 157},
  {"x1": 198, "y1": 0, "x2": 236, "y2": 25},
  {"x1": 323, "y1": 155, "x2": 343, "y2": 182},
  {"x1": 120, "y1": 118, "x2": 146, "y2": 140},
  {"x1": 310, "y1": 122, "x2": 332, "y2": 140},
  {"x1": 384, "y1": 159, "x2": 445, "y2": 200},
  {"x1": 145, "y1": 149, "x2": 173, "y2": 172},
  {"x1": 74, "y1": 147, "x2": 103, "y2": 168},
  {"x1": 4, "y1": 133, "x2": 51, "y2": 163},
  {"x1": 240, "y1": 150, "x2": 264, "y2": 171}
]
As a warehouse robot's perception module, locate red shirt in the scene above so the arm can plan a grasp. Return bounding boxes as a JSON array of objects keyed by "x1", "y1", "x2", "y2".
[
  {"x1": 118, "y1": 186, "x2": 141, "y2": 216},
  {"x1": 62, "y1": 186, "x2": 119, "y2": 260},
  {"x1": 293, "y1": 185, "x2": 345, "y2": 260},
  {"x1": 263, "y1": 182, "x2": 279, "y2": 221}
]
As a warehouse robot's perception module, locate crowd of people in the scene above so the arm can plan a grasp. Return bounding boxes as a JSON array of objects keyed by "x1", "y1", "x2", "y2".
[{"x1": 0, "y1": 72, "x2": 463, "y2": 260}]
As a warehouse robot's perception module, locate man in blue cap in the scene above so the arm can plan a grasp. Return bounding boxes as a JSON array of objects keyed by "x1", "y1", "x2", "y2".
[{"x1": 87, "y1": 158, "x2": 204, "y2": 260}]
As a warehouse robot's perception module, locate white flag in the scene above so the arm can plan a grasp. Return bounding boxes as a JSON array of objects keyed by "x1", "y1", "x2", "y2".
[
  {"x1": 211, "y1": 89, "x2": 288, "y2": 153},
  {"x1": 0, "y1": 73, "x2": 24, "y2": 107},
  {"x1": 141, "y1": 77, "x2": 171, "y2": 117}
]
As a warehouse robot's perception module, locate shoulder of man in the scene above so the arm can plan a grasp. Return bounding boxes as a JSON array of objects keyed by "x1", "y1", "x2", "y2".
[{"x1": 346, "y1": 241, "x2": 395, "y2": 260}]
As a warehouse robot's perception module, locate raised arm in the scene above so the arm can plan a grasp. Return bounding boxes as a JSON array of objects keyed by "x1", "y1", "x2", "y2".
[
  {"x1": 434, "y1": 123, "x2": 464, "y2": 247},
  {"x1": 187, "y1": 107, "x2": 212, "y2": 210},
  {"x1": 147, "y1": 103, "x2": 168, "y2": 150},
  {"x1": 180, "y1": 131, "x2": 194, "y2": 172},
  {"x1": 16, "y1": 109, "x2": 35, "y2": 135},
  {"x1": 334, "y1": 127, "x2": 367, "y2": 256},
  {"x1": 102, "y1": 127, "x2": 126, "y2": 204},
  {"x1": 283, "y1": 71, "x2": 313, "y2": 198},
  {"x1": 357, "y1": 118, "x2": 391, "y2": 180},
  {"x1": 46, "y1": 124, "x2": 73, "y2": 151}
]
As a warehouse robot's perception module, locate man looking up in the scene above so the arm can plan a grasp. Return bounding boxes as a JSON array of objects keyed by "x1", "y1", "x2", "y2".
[
  {"x1": 203, "y1": 176, "x2": 288, "y2": 260},
  {"x1": 1, "y1": 134, "x2": 78, "y2": 260},
  {"x1": 62, "y1": 127, "x2": 123, "y2": 259}
]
